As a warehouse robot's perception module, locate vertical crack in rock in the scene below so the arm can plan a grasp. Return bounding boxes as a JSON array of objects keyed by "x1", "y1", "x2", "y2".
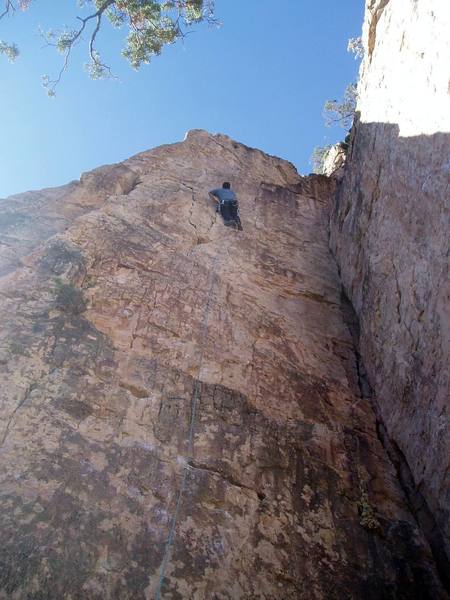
[
  {"x1": 330, "y1": 0, "x2": 450, "y2": 582},
  {"x1": 340, "y1": 287, "x2": 450, "y2": 594},
  {"x1": 375, "y1": 421, "x2": 450, "y2": 593},
  {"x1": 367, "y1": 0, "x2": 391, "y2": 60},
  {"x1": 183, "y1": 183, "x2": 200, "y2": 244},
  {"x1": 0, "y1": 383, "x2": 37, "y2": 447},
  {"x1": 155, "y1": 254, "x2": 220, "y2": 599}
]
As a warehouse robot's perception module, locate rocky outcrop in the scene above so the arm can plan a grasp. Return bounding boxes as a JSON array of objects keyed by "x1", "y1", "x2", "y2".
[
  {"x1": 0, "y1": 130, "x2": 446, "y2": 598},
  {"x1": 330, "y1": 0, "x2": 450, "y2": 586},
  {"x1": 322, "y1": 144, "x2": 347, "y2": 179}
]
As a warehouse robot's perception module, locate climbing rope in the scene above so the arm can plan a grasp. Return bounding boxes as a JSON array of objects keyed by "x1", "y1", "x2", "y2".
[{"x1": 154, "y1": 253, "x2": 220, "y2": 599}]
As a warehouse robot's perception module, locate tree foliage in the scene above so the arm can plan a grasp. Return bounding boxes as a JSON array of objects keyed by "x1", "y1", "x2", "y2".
[
  {"x1": 323, "y1": 83, "x2": 358, "y2": 129},
  {"x1": 0, "y1": 38, "x2": 18, "y2": 60},
  {"x1": 312, "y1": 37, "x2": 361, "y2": 175},
  {"x1": 0, "y1": 0, "x2": 216, "y2": 94},
  {"x1": 347, "y1": 36, "x2": 364, "y2": 59},
  {"x1": 0, "y1": 0, "x2": 29, "y2": 61}
]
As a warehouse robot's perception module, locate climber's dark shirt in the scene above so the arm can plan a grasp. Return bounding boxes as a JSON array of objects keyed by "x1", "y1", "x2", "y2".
[{"x1": 210, "y1": 188, "x2": 237, "y2": 204}]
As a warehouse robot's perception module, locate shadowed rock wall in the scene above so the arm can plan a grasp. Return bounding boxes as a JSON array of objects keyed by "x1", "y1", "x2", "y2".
[
  {"x1": 0, "y1": 130, "x2": 446, "y2": 598},
  {"x1": 329, "y1": 0, "x2": 450, "y2": 581}
]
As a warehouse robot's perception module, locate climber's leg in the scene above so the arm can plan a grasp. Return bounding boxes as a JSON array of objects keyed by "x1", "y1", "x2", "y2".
[
  {"x1": 220, "y1": 202, "x2": 231, "y2": 223},
  {"x1": 220, "y1": 201, "x2": 242, "y2": 230}
]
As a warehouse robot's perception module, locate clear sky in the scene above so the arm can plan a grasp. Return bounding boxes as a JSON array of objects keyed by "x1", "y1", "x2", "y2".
[{"x1": 0, "y1": 1, "x2": 364, "y2": 198}]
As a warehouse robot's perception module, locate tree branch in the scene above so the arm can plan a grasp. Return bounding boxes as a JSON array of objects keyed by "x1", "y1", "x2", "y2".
[
  {"x1": 0, "y1": 0, "x2": 15, "y2": 21},
  {"x1": 43, "y1": 0, "x2": 117, "y2": 95},
  {"x1": 3, "y1": 1, "x2": 218, "y2": 94}
]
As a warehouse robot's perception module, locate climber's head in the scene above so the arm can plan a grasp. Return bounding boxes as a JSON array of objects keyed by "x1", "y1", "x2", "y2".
[{"x1": 222, "y1": 182, "x2": 231, "y2": 189}]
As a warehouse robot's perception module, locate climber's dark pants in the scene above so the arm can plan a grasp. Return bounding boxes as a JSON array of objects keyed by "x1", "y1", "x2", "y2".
[{"x1": 220, "y1": 200, "x2": 239, "y2": 225}]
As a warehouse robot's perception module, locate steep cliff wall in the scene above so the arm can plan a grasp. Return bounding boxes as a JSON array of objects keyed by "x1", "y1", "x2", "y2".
[
  {"x1": 0, "y1": 130, "x2": 446, "y2": 598},
  {"x1": 330, "y1": 0, "x2": 450, "y2": 581}
]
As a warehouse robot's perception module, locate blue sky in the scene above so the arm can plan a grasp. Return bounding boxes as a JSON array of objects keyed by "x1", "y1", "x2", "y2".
[{"x1": 0, "y1": 1, "x2": 364, "y2": 198}]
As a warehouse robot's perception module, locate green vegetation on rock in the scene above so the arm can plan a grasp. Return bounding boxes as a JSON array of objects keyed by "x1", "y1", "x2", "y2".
[
  {"x1": 54, "y1": 278, "x2": 86, "y2": 314},
  {"x1": 311, "y1": 145, "x2": 332, "y2": 175}
]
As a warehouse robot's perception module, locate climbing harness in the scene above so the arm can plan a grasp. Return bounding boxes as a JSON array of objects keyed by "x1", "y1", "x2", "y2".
[
  {"x1": 154, "y1": 254, "x2": 220, "y2": 599},
  {"x1": 209, "y1": 189, "x2": 243, "y2": 231}
]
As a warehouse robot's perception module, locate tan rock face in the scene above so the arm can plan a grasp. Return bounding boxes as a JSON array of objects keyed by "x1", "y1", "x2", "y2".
[
  {"x1": 0, "y1": 130, "x2": 445, "y2": 598},
  {"x1": 330, "y1": 0, "x2": 450, "y2": 583}
]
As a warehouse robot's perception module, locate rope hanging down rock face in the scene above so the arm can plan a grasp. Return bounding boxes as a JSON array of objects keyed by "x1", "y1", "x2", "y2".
[{"x1": 154, "y1": 254, "x2": 220, "y2": 600}]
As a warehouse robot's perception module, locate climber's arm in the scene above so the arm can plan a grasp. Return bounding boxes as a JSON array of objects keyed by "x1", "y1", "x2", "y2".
[{"x1": 209, "y1": 191, "x2": 220, "y2": 205}]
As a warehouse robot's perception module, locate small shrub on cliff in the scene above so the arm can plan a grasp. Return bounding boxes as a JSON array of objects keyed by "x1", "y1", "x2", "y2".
[
  {"x1": 311, "y1": 145, "x2": 332, "y2": 174},
  {"x1": 347, "y1": 36, "x2": 364, "y2": 59},
  {"x1": 358, "y1": 490, "x2": 382, "y2": 532},
  {"x1": 54, "y1": 278, "x2": 86, "y2": 315},
  {"x1": 323, "y1": 83, "x2": 358, "y2": 129}
]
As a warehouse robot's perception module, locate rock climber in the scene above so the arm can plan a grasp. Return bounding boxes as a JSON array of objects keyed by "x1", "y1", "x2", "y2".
[{"x1": 209, "y1": 182, "x2": 242, "y2": 230}]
